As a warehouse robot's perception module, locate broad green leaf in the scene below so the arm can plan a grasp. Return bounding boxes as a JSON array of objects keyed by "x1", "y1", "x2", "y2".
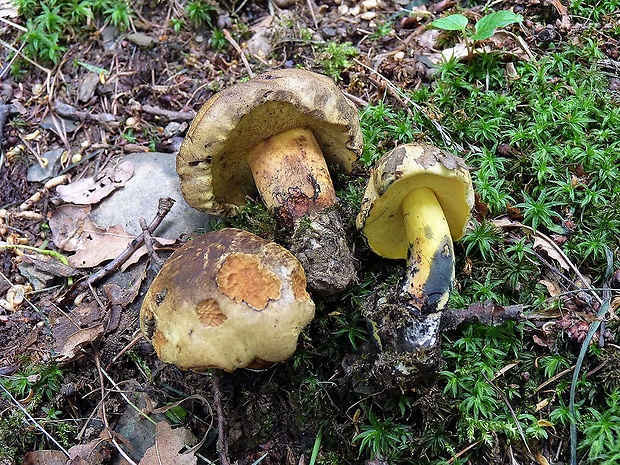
[
  {"x1": 471, "y1": 10, "x2": 523, "y2": 41},
  {"x1": 431, "y1": 14, "x2": 469, "y2": 32}
]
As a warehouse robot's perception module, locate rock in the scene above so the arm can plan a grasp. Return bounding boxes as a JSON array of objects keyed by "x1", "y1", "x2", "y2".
[
  {"x1": 163, "y1": 121, "x2": 188, "y2": 139},
  {"x1": 27, "y1": 148, "x2": 64, "y2": 182},
  {"x1": 126, "y1": 32, "x2": 156, "y2": 47},
  {"x1": 101, "y1": 26, "x2": 119, "y2": 51},
  {"x1": 90, "y1": 152, "x2": 212, "y2": 240},
  {"x1": 273, "y1": 0, "x2": 296, "y2": 7},
  {"x1": 78, "y1": 72, "x2": 100, "y2": 102}
]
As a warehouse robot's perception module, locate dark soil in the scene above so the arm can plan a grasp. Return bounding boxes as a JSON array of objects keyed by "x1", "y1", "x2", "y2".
[{"x1": 0, "y1": 0, "x2": 618, "y2": 464}]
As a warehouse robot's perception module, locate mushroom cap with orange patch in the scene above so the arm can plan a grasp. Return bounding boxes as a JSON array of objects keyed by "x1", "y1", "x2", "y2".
[{"x1": 140, "y1": 228, "x2": 315, "y2": 372}]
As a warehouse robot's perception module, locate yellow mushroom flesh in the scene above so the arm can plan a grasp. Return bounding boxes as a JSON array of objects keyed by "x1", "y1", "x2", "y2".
[
  {"x1": 401, "y1": 186, "x2": 455, "y2": 312},
  {"x1": 247, "y1": 127, "x2": 338, "y2": 223}
]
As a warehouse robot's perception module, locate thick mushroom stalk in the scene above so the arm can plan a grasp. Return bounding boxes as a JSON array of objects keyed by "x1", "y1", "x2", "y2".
[
  {"x1": 402, "y1": 186, "x2": 455, "y2": 312},
  {"x1": 177, "y1": 69, "x2": 363, "y2": 297},
  {"x1": 247, "y1": 128, "x2": 337, "y2": 219},
  {"x1": 246, "y1": 127, "x2": 356, "y2": 295},
  {"x1": 355, "y1": 143, "x2": 474, "y2": 389}
]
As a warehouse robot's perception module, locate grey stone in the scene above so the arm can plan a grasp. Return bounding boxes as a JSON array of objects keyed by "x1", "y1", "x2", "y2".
[
  {"x1": 27, "y1": 148, "x2": 64, "y2": 182},
  {"x1": 126, "y1": 32, "x2": 156, "y2": 47},
  {"x1": 101, "y1": 26, "x2": 119, "y2": 51},
  {"x1": 90, "y1": 152, "x2": 212, "y2": 240},
  {"x1": 78, "y1": 72, "x2": 100, "y2": 102}
]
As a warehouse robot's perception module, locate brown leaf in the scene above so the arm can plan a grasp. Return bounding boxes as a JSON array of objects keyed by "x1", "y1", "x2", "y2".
[
  {"x1": 49, "y1": 205, "x2": 137, "y2": 268},
  {"x1": 138, "y1": 422, "x2": 196, "y2": 465},
  {"x1": 49, "y1": 204, "x2": 174, "y2": 269},
  {"x1": 56, "y1": 162, "x2": 135, "y2": 205},
  {"x1": 54, "y1": 323, "x2": 105, "y2": 361},
  {"x1": 68, "y1": 437, "x2": 113, "y2": 465},
  {"x1": 22, "y1": 450, "x2": 67, "y2": 465},
  {"x1": 533, "y1": 234, "x2": 572, "y2": 271}
]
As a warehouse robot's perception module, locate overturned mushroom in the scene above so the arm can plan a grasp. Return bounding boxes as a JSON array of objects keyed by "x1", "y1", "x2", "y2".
[
  {"x1": 177, "y1": 68, "x2": 363, "y2": 297},
  {"x1": 355, "y1": 143, "x2": 474, "y2": 387},
  {"x1": 140, "y1": 228, "x2": 315, "y2": 372}
]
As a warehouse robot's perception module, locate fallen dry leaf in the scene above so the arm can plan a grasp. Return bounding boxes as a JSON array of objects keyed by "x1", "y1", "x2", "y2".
[
  {"x1": 533, "y1": 234, "x2": 572, "y2": 271},
  {"x1": 68, "y1": 436, "x2": 114, "y2": 465},
  {"x1": 49, "y1": 204, "x2": 174, "y2": 269},
  {"x1": 22, "y1": 450, "x2": 67, "y2": 465},
  {"x1": 138, "y1": 422, "x2": 196, "y2": 465},
  {"x1": 54, "y1": 323, "x2": 105, "y2": 361},
  {"x1": 56, "y1": 162, "x2": 134, "y2": 205}
]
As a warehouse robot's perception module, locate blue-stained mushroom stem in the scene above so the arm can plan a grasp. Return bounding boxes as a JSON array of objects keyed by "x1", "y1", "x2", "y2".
[
  {"x1": 355, "y1": 143, "x2": 474, "y2": 384},
  {"x1": 402, "y1": 186, "x2": 455, "y2": 313}
]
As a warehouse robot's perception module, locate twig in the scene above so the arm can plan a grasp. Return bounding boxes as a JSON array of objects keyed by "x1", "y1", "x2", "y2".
[
  {"x1": 0, "y1": 382, "x2": 70, "y2": 457},
  {"x1": 141, "y1": 104, "x2": 196, "y2": 121},
  {"x1": 223, "y1": 29, "x2": 254, "y2": 79},
  {"x1": 441, "y1": 300, "x2": 523, "y2": 331},
  {"x1": 105, "y1": 332, "x2": 144, "y2": 371},
  {"x1": 140, "y1": 217, "x2": 164, "y2": 272},
  {"x1": 61, "y1": 198, "x2": 175, "y2": 303},
  {"x1": 210, "y1": 371, "x2": 232, "y2": 465},
  {"x1": 306, "y1": 0, "x2": 318, "y2": 30},
  {"x1": 353, "y1": 58, "x2": 463, "y2": 152},
  {"x1": 53, "y1": 102, "x2": 118, "y2": 127},
  {"x1": 99, "y1": 366, "x2": 157, "y2": 425},
  {"x1": 482, "y1": 372, "x2": 531, "y2": 454}
]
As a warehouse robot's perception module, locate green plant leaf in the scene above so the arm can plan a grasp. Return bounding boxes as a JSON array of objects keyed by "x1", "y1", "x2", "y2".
[
  {"x1": 471, "y1": 10, "x2": 523, "y2": 41},
  {"x1": 431, "y1": 14, "x2": 469, "y2": 32}
]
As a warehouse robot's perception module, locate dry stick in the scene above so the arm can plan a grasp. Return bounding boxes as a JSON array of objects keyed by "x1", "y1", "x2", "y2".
[
  {"x1": 141, "y1": 104, "x2": 196, "y2": 121},
  {"x1": 94, "y1": 355, "x2": 139, "y2": 465},
  {"x1": 210, "y1": 372, "x2": 232, "y2": 465},
  {"x1": 105, "y1": 332, "x2": 144, "y2": 371},
  {"x1": 482, "y1": 372, "x2": 531, "y2": 455},
  {"x1": 0, "y1": 382, "x2": 71, "y2": 457},
  {"x1": 140, "y1": 217, "x2": 164, "y2": 272},
  {"x1": 63, "y1": 198, "x2": 175, "y2": 302},
  {"x1": 353, "y1": 58, "x2": 463, "y2": 152},
  {"x1": 223, "y1": 29, "x2": 254, "y2": 79}
]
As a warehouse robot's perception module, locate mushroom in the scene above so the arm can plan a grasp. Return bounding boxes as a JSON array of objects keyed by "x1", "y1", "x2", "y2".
[
  {"x1": 140, "y1": 228, "x2": 315, "y2": 372},
  {"x1": 354, "y1": 143, "x2": 474, "y2": 385},
  {"x1": 177, "y1": 68, "x2": 363, "y2": 297}
]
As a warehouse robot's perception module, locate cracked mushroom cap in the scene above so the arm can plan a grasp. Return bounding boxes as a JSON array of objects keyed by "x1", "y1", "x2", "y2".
[
  {"x1": 177, "y1": 68, "x2": 363, "y2": 216},
  {"x1": 356, "y1": 143, "x2": 474, "y2": 259},
  {"x1": 140, "y1": 228, "x2": 315, "y2": 372}
]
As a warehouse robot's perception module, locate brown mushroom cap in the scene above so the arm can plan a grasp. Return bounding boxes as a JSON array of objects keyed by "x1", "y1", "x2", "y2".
[
  {"x1": 177, "y1": 68, "x2": 363, "y2": 216},
  {"x1": 356, "y1": 143, "x2": 474, "y2": 260},
  {"x1": 140, "y1": 228, "x2": 315, "y2": 372}
]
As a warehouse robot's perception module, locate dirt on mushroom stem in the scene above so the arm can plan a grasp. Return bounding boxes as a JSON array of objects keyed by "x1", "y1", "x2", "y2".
[{"x1": 247, "y1": 127, "x2": 357, "y2": 297}]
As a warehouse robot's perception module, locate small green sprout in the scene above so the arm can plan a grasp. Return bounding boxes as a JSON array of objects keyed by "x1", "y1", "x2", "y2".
[{"x1": 432, "y1": 10, "x2": 523, "y2": 58}]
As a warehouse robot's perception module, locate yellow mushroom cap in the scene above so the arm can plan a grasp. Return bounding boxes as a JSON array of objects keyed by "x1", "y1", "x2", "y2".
[
  {"x1": 177, "y1": 68, "x2": 363, "y2": 217},
  {"x1": 356, "y1": 143, "x2": 474, "y2": 260},
  {"x1": 140, "y1": 228, "x2": 315, "y2": 372}
]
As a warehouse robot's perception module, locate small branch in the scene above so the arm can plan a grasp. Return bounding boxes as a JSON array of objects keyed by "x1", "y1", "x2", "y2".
[
  {"x1": 141, "y1": 104, "x2": 196, "y2": 121},
  {"x1": 210, "y1": 371, "x2": 232, "y2": 465},
  {"x1": 53, "y1": 102, "x2": 118, "y2": 127},
  {"x1": 223, "y1": 29, "x2": 254, "y2": 79},
  {"x1": 441, "y1": 301, "x2": 524, "y2": 331},
  {"x1": 140, "y1": 217, "x2": 164, "y2": 272},
  {"x1": 61, "y1": 198, "x2": 174, "y2": 303}
]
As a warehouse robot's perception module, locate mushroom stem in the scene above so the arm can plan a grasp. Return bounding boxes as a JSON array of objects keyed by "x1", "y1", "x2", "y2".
[
  {"x1": 247, "y1": 127, "x2": 338, "y2": 223},
  {"x1": 401, "y1": 186, "x2": 455, "y2": 313}
]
